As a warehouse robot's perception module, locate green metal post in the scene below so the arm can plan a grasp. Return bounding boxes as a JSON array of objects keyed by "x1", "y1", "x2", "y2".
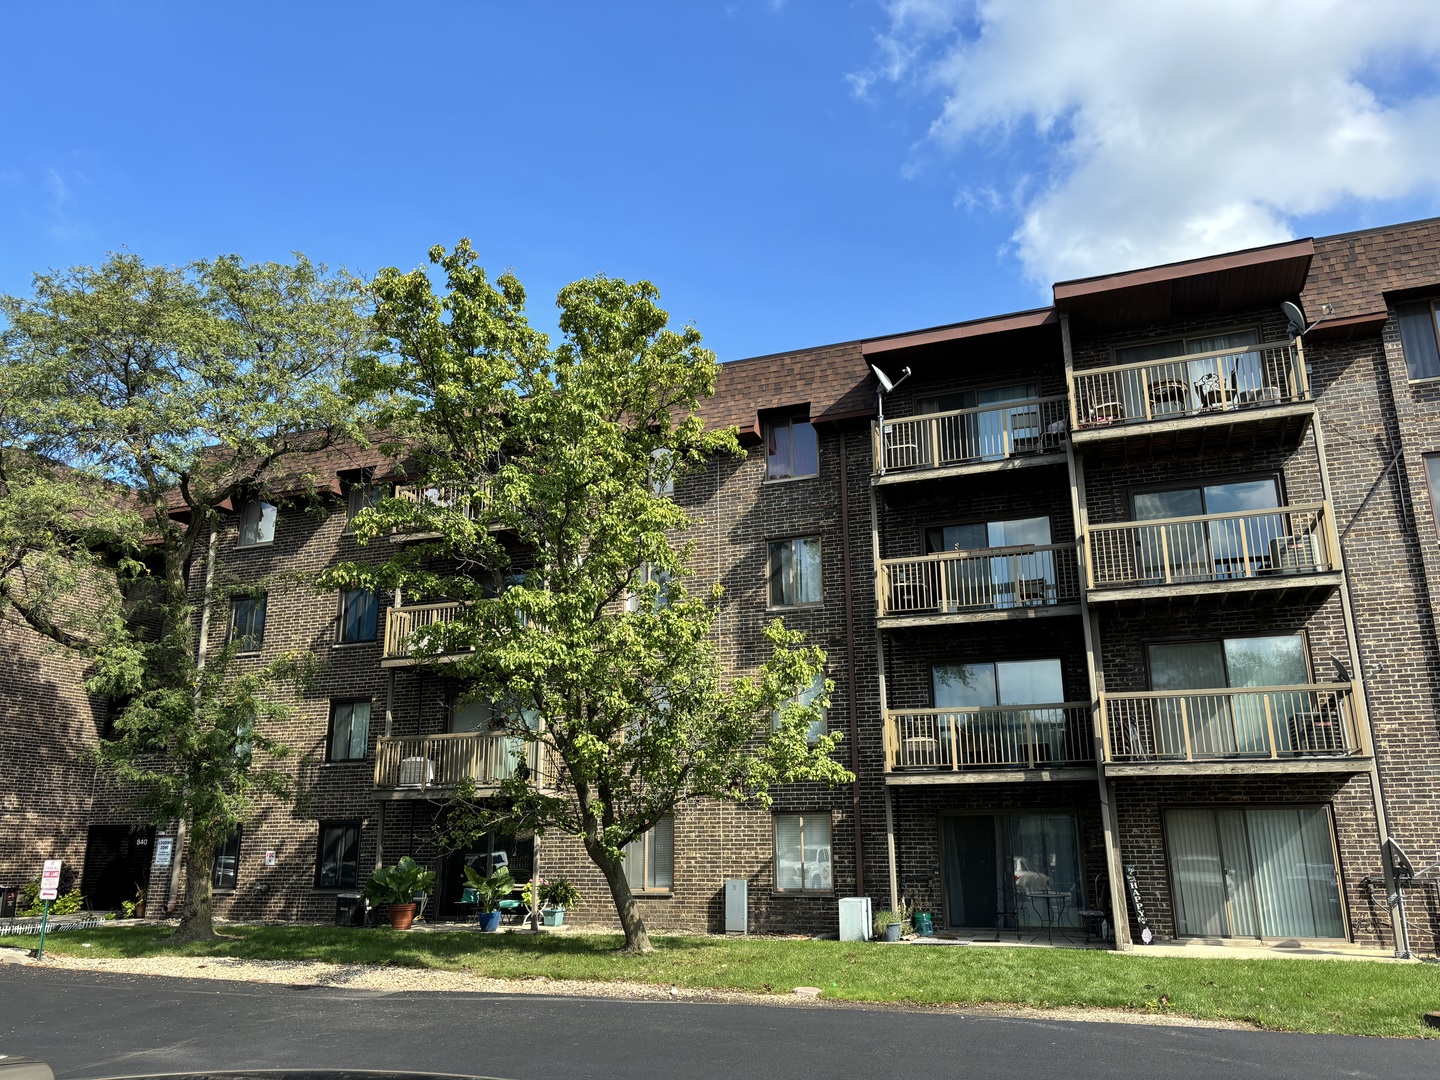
[{"x1": 36, "y1": 898, "x2": 51, "y2": 960}]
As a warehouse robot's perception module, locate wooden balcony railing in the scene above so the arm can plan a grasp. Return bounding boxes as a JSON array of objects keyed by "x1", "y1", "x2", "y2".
[
  {"x1": 374, "y1": 731, "x2": 553, "y2": 794},
  {"x1": 872, "y1": 395, "x2": 1068, "y2": 476},
  {"x1": 382, "y1": 602, "x2": 471, "y2": 661},
  {"x1": 393, "y1": 481, "x2": 489, "y2": 522},
  {"x1": 878, "y1": 543, "x2": 1082, "y2": 618},
  {"x1": 1085, "y1": 503, "x2": 1335, "y2": 591},
  {"x1": 1100, "y1": 683, "x2": 1360, "y2": 764},
  {"x1": 1071, "y1": 339, "x2": 1306, "y2": 431},
  {"x1": 884, "y1": 704, "x2": 1094, "y2": 773}
]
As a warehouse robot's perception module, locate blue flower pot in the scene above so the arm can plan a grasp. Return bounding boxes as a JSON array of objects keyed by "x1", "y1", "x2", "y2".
[
  {"x1": 542, "y1": 907, "x2": 565, "y2": 927},
  {"x1": 478, "y1": 909, "x2": 503, "y2": 932}
]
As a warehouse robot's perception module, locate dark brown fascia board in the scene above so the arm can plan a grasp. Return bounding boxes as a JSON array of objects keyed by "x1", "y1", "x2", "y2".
[
  {"x1": 1302, "y1": 310, "x2": 1390, "y2": 343},
  {"x1": 861, "y1": 307, "x2": 1058, "y2": 355},
  {"x1": 1053, "y1": 238, "x2": 1316, "y2": 304}
]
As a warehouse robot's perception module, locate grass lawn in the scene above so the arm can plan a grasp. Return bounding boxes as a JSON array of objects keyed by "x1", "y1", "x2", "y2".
[{"x1": 5, "y1": 924, "x2": 1439, "y2": 1038}]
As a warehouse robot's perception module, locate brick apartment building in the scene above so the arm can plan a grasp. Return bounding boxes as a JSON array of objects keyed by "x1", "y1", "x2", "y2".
[{"x1": 3, "y1": 217, "x2": 1440, "y2": 954}]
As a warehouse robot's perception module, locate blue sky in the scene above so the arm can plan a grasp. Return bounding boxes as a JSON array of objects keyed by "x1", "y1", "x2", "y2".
[{"x1": 4, "y1": 2, "x2": 1440, "y2": 361}]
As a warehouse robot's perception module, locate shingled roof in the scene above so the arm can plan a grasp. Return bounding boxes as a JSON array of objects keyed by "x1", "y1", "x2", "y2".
[{"x1": 1303, "y1": 216, "x2": 1440, "y2": 338}]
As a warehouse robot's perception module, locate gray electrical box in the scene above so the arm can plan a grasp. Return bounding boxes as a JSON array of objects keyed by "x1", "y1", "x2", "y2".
[
  {"x1": 724, "y1": 877, "x2": 748, "y2": 934},
  {"x1": 838, "y1": 896, "x2": 873, "y2": 942}
]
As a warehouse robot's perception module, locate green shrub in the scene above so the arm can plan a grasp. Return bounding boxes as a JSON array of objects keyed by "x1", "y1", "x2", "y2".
[{"x1": 19, "y1": 875, "x2": 85, "y2": 917}]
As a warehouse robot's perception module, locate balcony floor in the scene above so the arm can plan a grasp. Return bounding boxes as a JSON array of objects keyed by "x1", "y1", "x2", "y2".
[
  {"x1": 878, "y1": 602, "x2": 1082, "y2": 630},
  {"x1": 1086, "y1": 571, "x2": 1343, "y2": 607},
  {"x1": 885, "y1": 766, "x2": 1098, "y2": 786},
  {"x1": 873, "y1": 449, "x2": 1067, "y2": 488},
  {"x1": 1103, "y1": 754, "x2": 1372, "y2": 778},
  {"x1": 1072, "y1": 402, "x2": 1314, "y2": 464}
]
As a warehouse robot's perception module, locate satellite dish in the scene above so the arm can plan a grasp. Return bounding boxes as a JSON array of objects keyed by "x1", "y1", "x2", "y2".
[
  {"x1": 1330, "y1": 654, "x2": 1352, "y2": 683},
  {"x1": 1281, "y1": 300, "x2": 1307, "y2": 338},
  {"x1": 869, "y1": 364, "x2": 912, "y2": 395}
]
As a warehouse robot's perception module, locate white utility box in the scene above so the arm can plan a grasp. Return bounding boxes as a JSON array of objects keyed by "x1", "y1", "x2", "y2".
[{"x1": 839, "y1": 896, "x2": 873, "y2": 942}]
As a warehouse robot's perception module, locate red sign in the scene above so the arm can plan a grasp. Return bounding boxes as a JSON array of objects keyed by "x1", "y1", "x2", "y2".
[{"x1": 39, "y1": 859, "x2": 63, "y2": 901}]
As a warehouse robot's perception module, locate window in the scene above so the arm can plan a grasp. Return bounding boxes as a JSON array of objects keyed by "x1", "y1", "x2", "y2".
[
  {"x1": 1147, "y1": 634, "x2": 1312, "y2": 756},
  {"x1": 626, "y1": 563, "x2": 674, "y2": 612},
  {"x1": 649, "y1": 448, "x2": 675, "y2": 496},
  {"x1": 212, "y1": 828, "x2": 242, "y2": 891},
  {"x1": 773, "y1": 672, "x2": 827, "y2": 744},
  {"x1": 624, "y1": 817, "x2": 674, "y2": 892},
  {"x1": 1397, "y1": 300, "x2": 1440, "y2": 381},
  {"x1": 345, "y1": 482, "x2": 382, "y2": 531},
  {"x1": 925, "y1": 516, "x2": 1056, "y2": 610},
  {"x1": 237, "y1": 498, "x2": 277, "y2": 547},
  {"x1": 229, "y1": 595, "x2": 267, "y2": 653},
  {"x1": 1132, "y1": 476, "x2": 1285, "y2": 581},
  {"x1": 775, "y1": 813, "x2": 831, "y2": 892},
  {"x1": 338, "y1": 588, "x2": 378, "y2": 643},
  {"x1": 1111, "y1": 329, "x2": 1265, "y2": 417},
  {"x1": 916, "y1": 384, "x2": 1041, "y2": 463},
  {"x1": 234, "y1": 713, "x2": 255, "y2": 763},
  {"x1": 450, "y1": 697, "x2": 494, "y2": 733},
  {"x1": 316, "y1": 821, "x2": 361, "y2": 888},
  {"x1": 328, "y1": 700, "x2": 371, "y2": 761},
  {"x1": 768, "y1": 537, "x2": 821, "y2": 607},
  {"x1": 1426, "y1": 455, "x2": 1440, "y2": 538},
  {"x1": 943, "y1": 812, "x2": 1084, "y2": 930},
  {"x1": 927, "y1": 659, "x2": 1070, "y2": 766},
  {"x1": 765, "y1": 417, "x2": 818, "y2": 481}
]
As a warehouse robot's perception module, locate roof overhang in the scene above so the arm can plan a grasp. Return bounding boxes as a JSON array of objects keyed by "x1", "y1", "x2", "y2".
[
  {"x1": 862, "y1": 307, "x2": 1058, "y2": 356},
  {"x1": 1054, "y1": 238, "x2": 1315, "y2": 331},
  {"x1": 1303, "y1": 310, "x2": 1390, "y2": 344}
]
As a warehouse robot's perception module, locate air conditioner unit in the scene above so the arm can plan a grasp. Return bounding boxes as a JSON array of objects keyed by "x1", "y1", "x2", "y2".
[
  {"x1": 398, "y1": 756, "x2": 436, "y2": 787},
  {"x1": 1269, "y1": 534, "x2": 1324, "y2": 574}
]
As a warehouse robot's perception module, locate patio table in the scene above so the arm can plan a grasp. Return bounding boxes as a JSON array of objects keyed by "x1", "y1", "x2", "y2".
[{"x1": 1024, "y1": 889, "x2": 1071, "y2": 943}]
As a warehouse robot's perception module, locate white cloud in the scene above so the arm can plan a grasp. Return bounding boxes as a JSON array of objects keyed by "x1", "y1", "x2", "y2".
[{"x1": 856, "y1": 0, "x2": 1440, "y2": 286}]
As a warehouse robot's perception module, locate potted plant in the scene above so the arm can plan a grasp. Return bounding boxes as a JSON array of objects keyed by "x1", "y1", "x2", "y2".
[
  {"x1": 540, "y1": 877, "x2": 580, "y2": 926},
  {"x1": 463, "y1": 864, "x2": 515, "y2": 932},
  {"x1": 873, "y1": 908, "x2": 903, "y2": 942},
  {"x1": 362, "y1": 856, "x2": 436, "y2": 930}
]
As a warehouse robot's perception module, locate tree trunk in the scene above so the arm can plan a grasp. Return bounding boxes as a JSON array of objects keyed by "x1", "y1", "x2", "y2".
[
  {"x1": 585, "y1": 839, "x2": 652, "y2": 953},
  {"x1": 169, "y1": 828, "x2": 216, "y2": 942}
]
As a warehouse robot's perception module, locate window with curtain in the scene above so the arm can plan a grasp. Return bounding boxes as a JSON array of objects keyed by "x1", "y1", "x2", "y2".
[
  {"x1": 624, "y1": 817, "x2": 674, "y2": 891},
  {"x1": 773, "y1": 671, "x2": 827, "y2": 744},
  {"x1": 1397, "y1": 300, "x2": 1440, "y2": 381},
  {"x1": 345, "y1": 482, "x2": 382, "y2": 531},
  {"x1": 774, "y1": 813, "x2": 832, "y2": 891},
  {"x1": 338, "y1": 588, "x2": 378, "y2": 643},
  {"x1": 925, "y1": 516, "x2": 1055, "y2": 610},
  {"x1": 316, "y1": 821, "x2": 361, "y2": 888},
  {"x1": 1165, "y1": 805, "x2": 1344, "y2": 939},
  {"x1": 1113, "y1": 329, "x2": 1263, "y2": 416},
  {"x1": 237, "y1": 498, "x2": 277, "y2": 546},
  {"x1": 229, "y1": 595, "x2": 267, "y2": 653},
  {"x1": 1148, "y1": 635, "x2": 1308, "y2": 755},
  {"x1": 1424, "y1": 455, "x2": 1440, "y2": 538},
  {"x1": 328, "y1": 700, "x2": 371, "y2": 761},
  {"x1": 769, "y1": 537, "x2": 821, "y2": 606},
  {"x1": 765, "y1": 418, "x2": 819, "y2": 480},
  {"x1": 212, "y1": 828, "x2": 242, "y2": 891},
  {"x1": 917, "y1": 383, "x2": 1039, "y2": 462},
  {"x1": 1132, "y1": 477, "x2": 1283, "y2": 581}
]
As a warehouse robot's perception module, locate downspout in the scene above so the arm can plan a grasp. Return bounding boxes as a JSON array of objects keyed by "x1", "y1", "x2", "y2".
[{"x1": 838, "y1": 430, "x2": 865, "y2": 896}]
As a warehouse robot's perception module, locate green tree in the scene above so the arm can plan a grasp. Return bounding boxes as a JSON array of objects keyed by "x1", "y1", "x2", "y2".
[
  {"x1": 325, "y1": 241, "x2": 852, "y2": 953},
  {"x1": 0, "y1": 251, "x2": 372, "y2": 941}
]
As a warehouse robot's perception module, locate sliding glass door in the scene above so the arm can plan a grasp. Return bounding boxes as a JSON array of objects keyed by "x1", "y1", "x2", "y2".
[
  {"x1": 1132, "y1": 478, "x2": 1281, "y2": 582},
  {"x1": 943, "y1": 812, "x2": 1084, "y2": 930},
  {"x1": 926, "y1": 516, "x2": 1055, "y2": 609},
  {"x1": 933, "y1": 659, "x2": 1067, "y2": 766},
  {"x1": 1165, "y1": 806, "x2": 1344, "y2": 939}
]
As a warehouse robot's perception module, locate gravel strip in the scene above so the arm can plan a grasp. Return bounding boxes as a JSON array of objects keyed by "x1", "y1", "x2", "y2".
[{"x1": 15, "y1": 951, "x2": 1254, "y2": 1030}]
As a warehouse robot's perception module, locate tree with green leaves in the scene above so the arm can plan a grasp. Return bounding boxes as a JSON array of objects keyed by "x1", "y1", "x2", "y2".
[
  {"x1": 325, "y1": 241, "x2": 853, "y2": 953},
  {"x1": 0, "y1": 251, "x2": 372, "y2": 941}
]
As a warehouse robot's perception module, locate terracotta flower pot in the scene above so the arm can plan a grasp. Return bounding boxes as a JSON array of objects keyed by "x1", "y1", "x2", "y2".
[{"x1": 387, "y1": 902, "x2": 418, "y2": 930}]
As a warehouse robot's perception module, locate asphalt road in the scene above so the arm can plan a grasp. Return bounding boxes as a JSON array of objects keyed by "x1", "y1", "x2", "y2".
[{"x1": 1, "y1": 967, "x2": 1436, "y2": 1080}]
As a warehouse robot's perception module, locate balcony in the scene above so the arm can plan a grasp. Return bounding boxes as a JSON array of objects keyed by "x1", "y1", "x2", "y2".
[
  {"x1": 872, "y1": 396, "x2": 1069, "y2": 484},
  {"x1": 878, "y1": 544, "x2": 1082, "y2": 626},
  {"x1": 1085, "y1": 503, "x2": 1342, "y2": 603},
  {"x1": 1070, "y1": 340, "x2": 1312, "y2": 460},
  {"x1": 374, "y1": 731, "x2": 554, "y2": 800},
  {"x1": 391, "y1": 481, "x2": 494, "y2": 540},
  {"x1": 884, "y1": 704, "x2": 1096, "y2": 785},
  {"x1": 381, "y1": 602, "x2": 472, "y2": 667},
  {"x1": 1100, "y1": 683, "x2": 1367, "y2": 776}
]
